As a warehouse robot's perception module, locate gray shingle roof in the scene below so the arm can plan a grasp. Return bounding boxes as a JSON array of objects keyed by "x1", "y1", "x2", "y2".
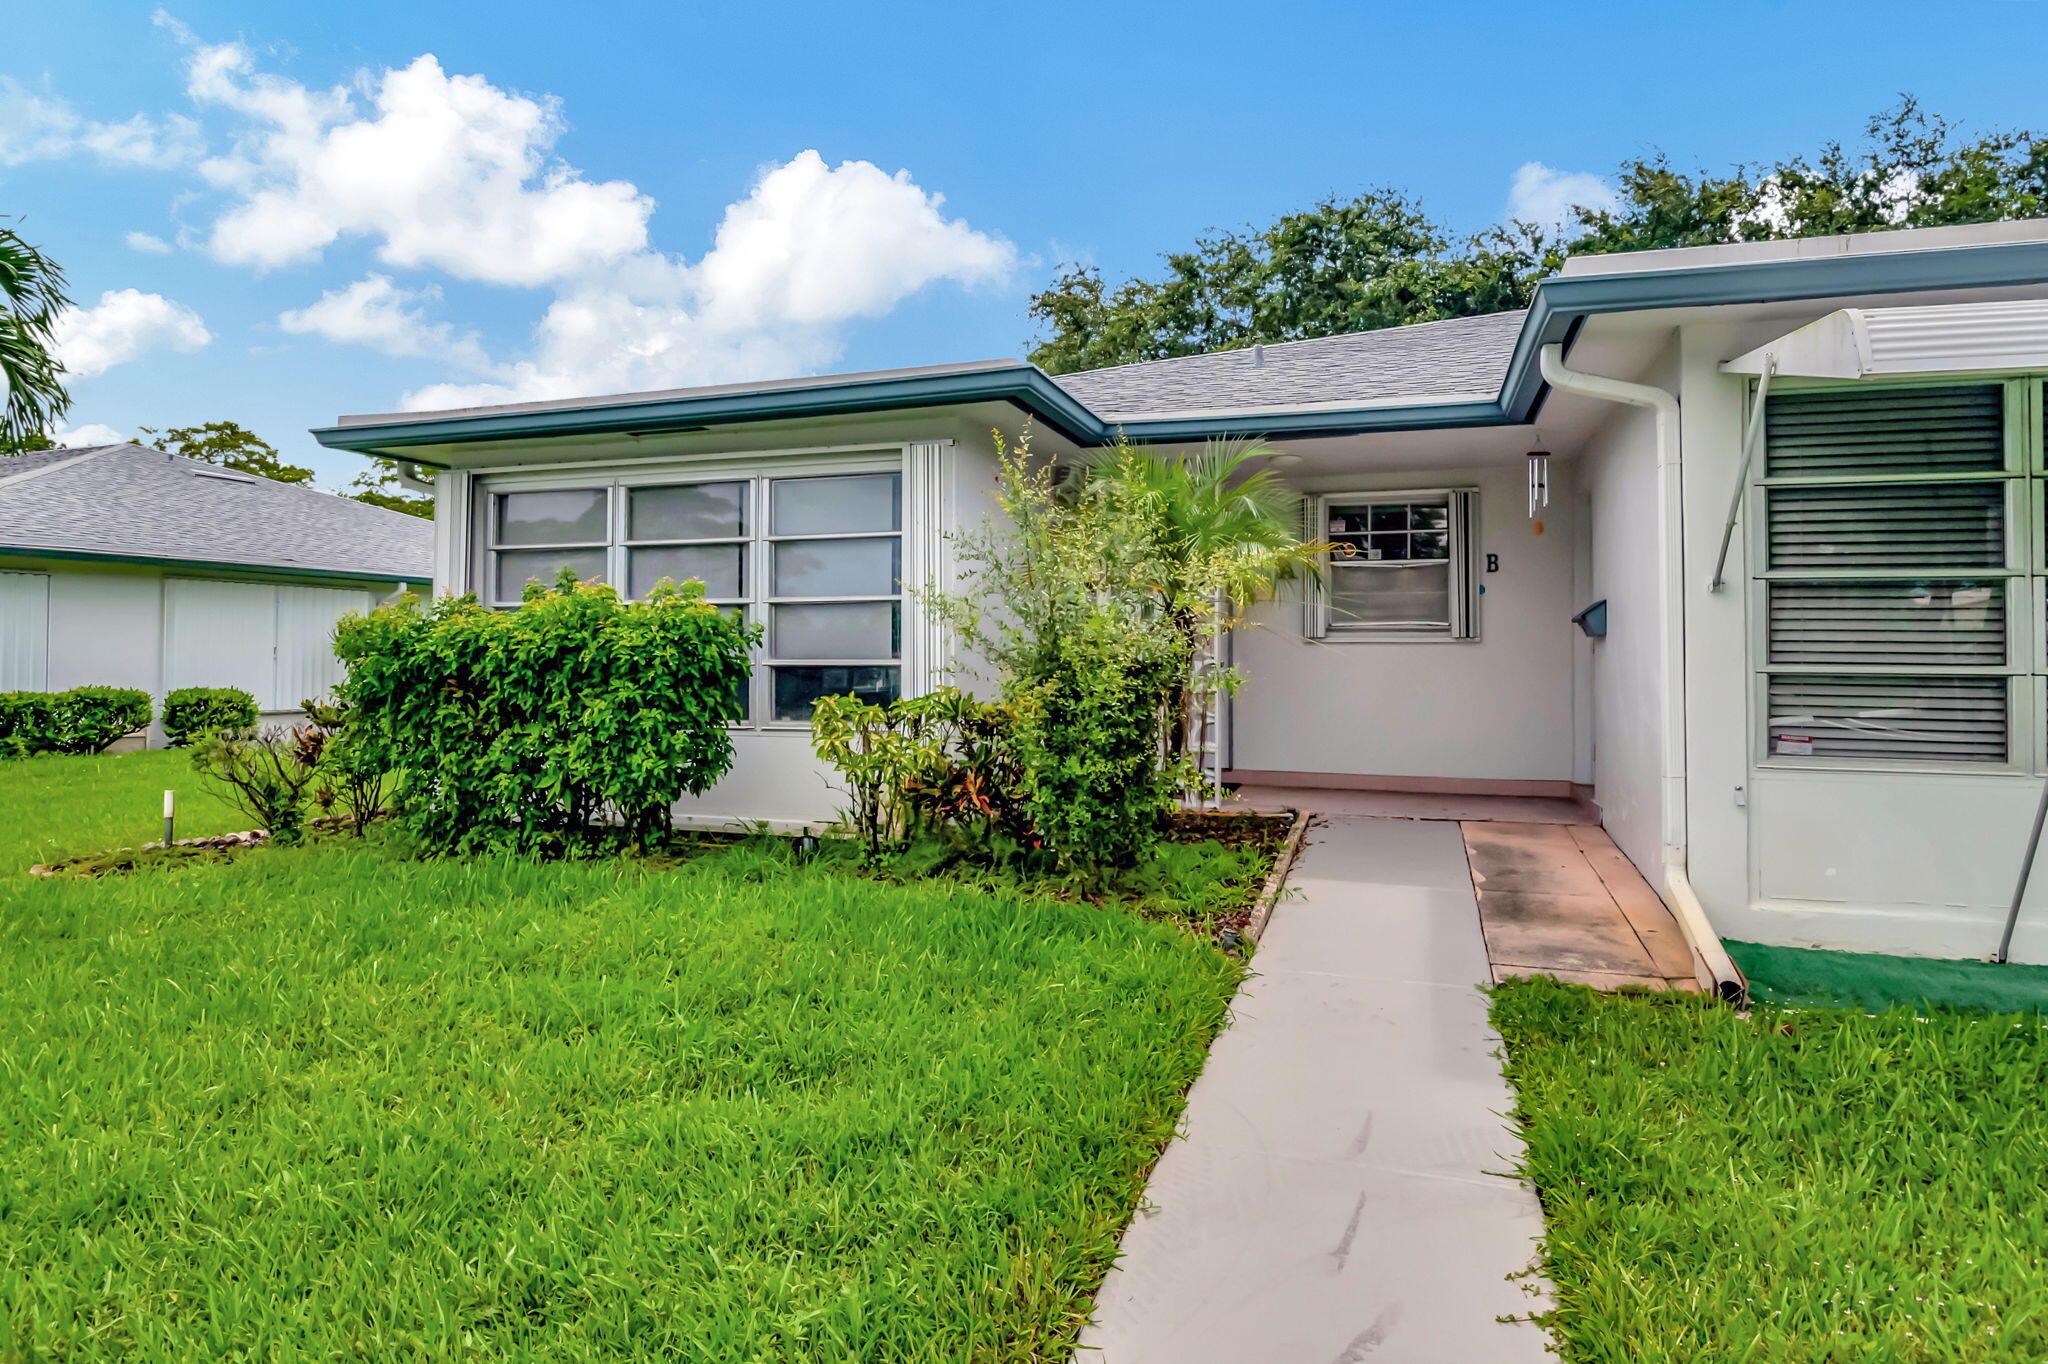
[
  {"x1": 1051, "y1": 310, "x2": 1527, "y2": 418},
  {"x1": 0, "y1": 444, "x2": 432, "y2": 582}
]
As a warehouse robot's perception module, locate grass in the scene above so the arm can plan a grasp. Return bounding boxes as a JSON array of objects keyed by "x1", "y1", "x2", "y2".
[
  {"x1": 1728, "y1": 937, "x2": 2048, "y2": 1014},
  {"x1": 1, "y1": 748, "x2": 248, "y2": 872},
  {"x1": 0, "y1": 753, "x2": 1246, "y2": 1360},
  {"x1": 1493, "y1": 977, "x2": 2048, "y2": 1363}
]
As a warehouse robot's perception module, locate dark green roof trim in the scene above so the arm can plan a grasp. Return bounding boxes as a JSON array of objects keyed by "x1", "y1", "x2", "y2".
[
  {"x1": 313, "y1": 364, "x2": 1107, "y2": 452},
  {"x1": 1498, "y1": 237, "x2": 2048, "y2": 422},
  {"x1": 0, "y1": 543, "x2": 429, "y2": 588},
  {"x1": 312, "y1": 237, "x2": 2048, "y2": 453}
]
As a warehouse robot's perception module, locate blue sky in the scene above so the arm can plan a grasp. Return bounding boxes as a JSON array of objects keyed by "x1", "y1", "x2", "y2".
[{"x1": 6, "y1": 0, "x2": 2047, "y2": 487}]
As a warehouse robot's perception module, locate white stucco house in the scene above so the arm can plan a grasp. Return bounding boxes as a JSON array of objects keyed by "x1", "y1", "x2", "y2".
[
  {"x1": 0, "y1": 443, "x2": 431, "y2": 738},
  {"x1": 316, "y1": 218, "x2": 2048, "y2": 967}
]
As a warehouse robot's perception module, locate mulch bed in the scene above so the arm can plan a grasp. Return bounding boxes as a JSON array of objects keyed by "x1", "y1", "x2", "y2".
[{"x1": 1167, "y1": 809, "x2": 1293, "y2": 853}]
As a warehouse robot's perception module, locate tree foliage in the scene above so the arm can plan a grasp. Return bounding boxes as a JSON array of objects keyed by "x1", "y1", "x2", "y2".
[
  {"x1": 0, "y1": 219, "x2": 72, "y2": 451},
  {"x1": 1028, "y1": 190, "x2": 1544, "y2": 374},
  {"x1": 906, "y1": 429, "x2": 1315, "y2": 883},
  {"x1": 140, "y1": 420, "x2": 316, "y2": 485},
  {"x1": 1028, "y1": 99, "x2": 2048, "y2": 373},
  {"x1": 345, "y1": 458, "x2": 434, "y2": 518},
  {"x1": 1075, "y1": 438, "x2": 1320, "y2": 760}
]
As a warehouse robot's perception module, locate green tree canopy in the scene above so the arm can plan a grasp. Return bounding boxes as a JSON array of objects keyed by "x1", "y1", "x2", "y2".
[
  {"x1": 344, "y1": 458, "x2": 434, "y2": 519},
  {"x1": 0, "y1": 219, "x2": 72, "y2": 450},
  {"x1": 140, "y1": 421, "x2": 316, "y2": 485},
  {"x1": 1028, "y1": 191, "x2": 1546, "y2": 374},
  {"x1": 1028, "y1": 99, "x2": 2048, "y2": 374}
]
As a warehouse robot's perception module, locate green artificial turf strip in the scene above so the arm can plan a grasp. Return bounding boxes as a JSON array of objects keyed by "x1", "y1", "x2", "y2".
[
  {"x1": 2, "y1": 749, "x2": 249, "y2": 873},
  {"x1": 1492, "y1": 976, "x2": 2048, "y2": 1363},
  {"x1": 0, "y1": 763, "x2": 1244, "y2": 1361},
  {"x1": 1728, "y1": 937, "x2": 2048, "y2": 1015}
]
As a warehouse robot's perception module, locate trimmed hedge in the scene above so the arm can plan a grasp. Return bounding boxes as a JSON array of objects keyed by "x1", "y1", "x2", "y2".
[
  {"x1": 162, "y1": 686, "x2": 259, "y2": 747},
  {"x1": 0, "y1": 686, "x2": 152, "y2": 757},
  {"x1": 336, "y1": 574, "x2": 755, "y2": 853}
]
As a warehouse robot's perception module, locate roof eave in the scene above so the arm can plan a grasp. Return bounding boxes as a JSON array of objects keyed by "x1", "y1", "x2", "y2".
[
  {"x1": 309, "y1": 234, "x2": 2048, "y2": 456},
  {"x1": 0, "y1": 542, "x2": 431, "y2": 587},
  {"x1": 312, "y1": 363, "x2": 1108, "y2": 454},
  {"x1": 1501, "y1": 236, "x2": 2048, "y2": 420}
]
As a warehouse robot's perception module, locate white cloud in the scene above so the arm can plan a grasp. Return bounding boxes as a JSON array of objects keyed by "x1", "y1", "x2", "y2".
[
  {"x1": 125, "y1": 230, "x2": 173, "y2": 253},
  {"x1": 28, "y1": 25, "x2": 1018, "y2": 412},
  {"x1": 278, "y1": 274, "x2": 493, "y2": 371},
  {"x1": 404, "y1": 150, "x2": 1020, "y2": 410},
  {"x1": 1507, "y1": 162, "x2": 1621, "y2": 232},
  {"x1": 52, "y1": 289, "x2": 212, "y2": 378},
  {"x1": 187, "y1": 46, "x2": 652, "y2": 284},
  {"x1": 51, "y1": 422, "x2": 129, "y2": 447},
  {"x1": 0, "y1": 77, "x2": 200, "y2": 168}
]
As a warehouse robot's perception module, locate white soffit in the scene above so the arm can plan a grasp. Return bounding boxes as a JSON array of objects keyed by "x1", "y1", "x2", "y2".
[{"x1": 1722, "y1": 299, "x2": 2048, "y2": 378}]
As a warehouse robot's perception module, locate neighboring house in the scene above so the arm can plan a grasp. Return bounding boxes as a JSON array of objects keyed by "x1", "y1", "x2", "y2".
[
  {"x1": 316, "y1": 218, "x2": 2048, "y2": 966},
  {"x1": 0, "y1": 443, "x2": 431, "y2": 737}
]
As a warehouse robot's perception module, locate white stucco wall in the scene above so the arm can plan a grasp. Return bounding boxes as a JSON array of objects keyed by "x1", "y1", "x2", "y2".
[
  {"x1": 1229, "y1": 458, "x2": 1579, "y2": 786},
  {"x1": 1574, "y1": 398, "x2": 1668, "y2": 883}
]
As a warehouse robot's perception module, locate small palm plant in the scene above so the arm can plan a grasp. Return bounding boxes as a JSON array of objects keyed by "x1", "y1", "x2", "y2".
[
  {"x1": 1080, "y1": 437, "x2": 1325, "y2": 769},
  {"x1": 0, "y1": 219, "x2": 72, "y2": 452}
]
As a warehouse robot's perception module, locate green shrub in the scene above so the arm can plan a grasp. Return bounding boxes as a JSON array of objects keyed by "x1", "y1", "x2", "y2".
[
  {"x1": 923, "y1": 431, "x2": 1196, "y2": 886},
  {"x1": 336, "y1": 573, "x2": 755, "y2": 854},
  {"x1": 811, "y1": 686, "x2": 1031, "y2": 862},
  {"x1": 191, "y1": 725, "x2": 326, "y2": 845},
  {"x1": 0, "y1": 686, "x2": 151, "y2": 756},
  {"x1": 161, "y1": 686, "x2": 258, "y2": 746},
  {"x1": 302, "y1": 695, "x2": 384, "y2": 835},
  {"x1": 0, "y1": 692, "x2": 56, "y2": 757},
  {"x1": 1006, "y1": 613, "x2": 1186, "y2": 881}
]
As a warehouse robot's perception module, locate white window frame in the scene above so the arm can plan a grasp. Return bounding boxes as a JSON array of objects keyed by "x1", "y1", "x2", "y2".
[
  {"x1": 1306, "y1": 486, "x2": 1479, "y2": 642},
  {"x1": 760, "y1": 472, "x2": 904, "y2": 725},
  {"x1": 478, "y1": 450, "x2": 907, "y2": 730},
  {"x1": 484, "y1": 485, "x2": 611, "y2": 608}
]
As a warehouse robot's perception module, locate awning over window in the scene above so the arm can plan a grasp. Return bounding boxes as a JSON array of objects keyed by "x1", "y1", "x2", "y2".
[{"x1": 1722, "y1": 299, "x2": 2048, "y2": 379}]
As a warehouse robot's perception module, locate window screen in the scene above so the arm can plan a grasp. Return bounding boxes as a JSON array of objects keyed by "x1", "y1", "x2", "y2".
[{"x1": 1757, "y1": 384, "x2": 2017, "y2": 766}]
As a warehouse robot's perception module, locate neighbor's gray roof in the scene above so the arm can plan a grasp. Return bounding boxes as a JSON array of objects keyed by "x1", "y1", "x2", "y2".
[
  {"x1": 0, "y1": 444, "x2": 432, "y2": 582},
  {"x1": 1051, "y1": 310, "x2": 1528, "y2": 419}
]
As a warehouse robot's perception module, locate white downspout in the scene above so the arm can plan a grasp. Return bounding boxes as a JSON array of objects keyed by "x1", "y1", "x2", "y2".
[
  {"x1": 391, "y1": 460, "x2": 436, "y2": 497},
  {"x1": 1538, "y1": 343, "x2": 1746, "y2": 1003}
]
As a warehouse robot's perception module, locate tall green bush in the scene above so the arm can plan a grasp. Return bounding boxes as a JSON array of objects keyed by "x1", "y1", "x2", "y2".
[
  {"x1": 1005, "y1": 616, "x2": 1184, "y2": 879},
  {"x1": 161, "y1": 686, "x2": 259, "y2": 746},
  {"x1": 335, "y1": 573, "x2": 755, "y2": 854},
  {"x1": 0, "y1": 686, "x2": 150, "y2": 756},
  {"x1": 920, "y1": 431, "x2": 1198, "y2": 885}
]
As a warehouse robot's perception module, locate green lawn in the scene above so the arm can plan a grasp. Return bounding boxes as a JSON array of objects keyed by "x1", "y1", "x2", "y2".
[
  {"x1": 2, "y1": 748, "x2": 258, "y2": 871},
  {"x1": 1493, "y1": 977, "x2": 2048, "y2": 1363},
  {"x1": 0, "y1": 752, "x2": 1244, "y2": 1361}
]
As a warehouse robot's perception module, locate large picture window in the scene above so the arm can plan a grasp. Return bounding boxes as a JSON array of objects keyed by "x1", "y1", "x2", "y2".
[
  {"x1": 1754, "y1": 381, "x2": 2026, "y2": 767},
  {"x1": 486, "y1": 465, "x2": 904, "y2": 725},
  {"x1": 1308, "y1": 489, "x2": 1478, "y2": 639}
]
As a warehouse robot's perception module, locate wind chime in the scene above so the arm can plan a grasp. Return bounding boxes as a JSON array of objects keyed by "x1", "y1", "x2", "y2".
[{"x1": 1526, "y1": 440, "x2": 1550, "y2": 535}]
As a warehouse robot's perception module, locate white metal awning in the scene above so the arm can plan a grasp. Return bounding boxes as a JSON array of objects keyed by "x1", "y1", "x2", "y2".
[{"x1": 1722, "y1": 299, "x2": 2048, "y2": 379}]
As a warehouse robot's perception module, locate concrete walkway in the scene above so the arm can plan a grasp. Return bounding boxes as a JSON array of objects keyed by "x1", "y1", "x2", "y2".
[{"x1": 1079, "y1": 818, "x2": 1552, "y2": 1363}]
